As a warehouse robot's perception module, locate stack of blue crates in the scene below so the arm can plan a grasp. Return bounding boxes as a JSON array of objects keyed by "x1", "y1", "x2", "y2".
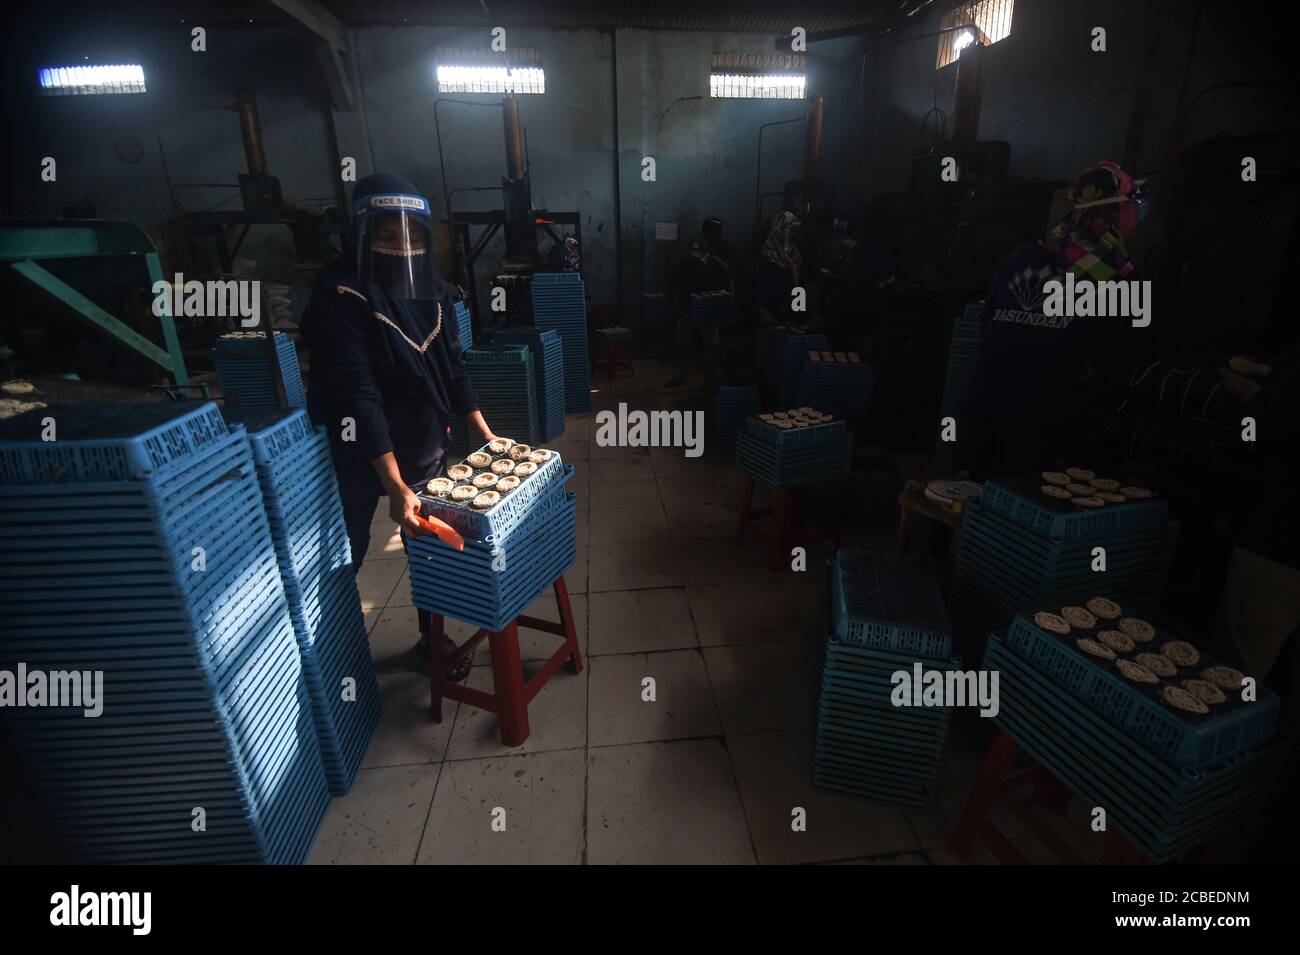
[
  {"x1": 814, "y1": 552, "x2": 960, "y2": 808},
  {"x1": 733, "y1": 414, "x2": 852, "y2": 488},
  {"x1": 764, "y1": 328, "x2": 826, "y2": 407},
  {"x1": 950, "y1": 475, "x2": 1177, "y2": 666},
  {"x1": 453, "y1": 300, "x2": 474, "y2": 355},
  {"x1": 530, "y1": 272, "x2": 590, "y2": 413},
  {"x1": 454, "y1": 345, "x2": 540, "y2": 450},
  {"x1": 984, "y1": 618, "x2": 1289, "y2": 862},
  {"x1": 842, "y1": 454, "x2": 902, "y2": 526},
  {"x1": 933, "y1": 303, "x2": 984, "y2": 473},
  {"x1": 796, "y1": 357, "x2": 873, "y2": 417},
  {"x1": 213, "y1": 331, "x2": 306, "y2": 411},
  {"x1": 407, "y1": 447, "x2": 576, "y2": 631},
  {"x1": 490, "y1": 327, "x2": 566, "y2": 442},
  {"x1": 0, "y1": 402, "x2": 330, "y2": 863},
  {"x1": 711, "y1": 385, "x2": 761, "y2": 458},
  {"x1": 231, "y1": 409, "x2": 380, "y2": 796}
]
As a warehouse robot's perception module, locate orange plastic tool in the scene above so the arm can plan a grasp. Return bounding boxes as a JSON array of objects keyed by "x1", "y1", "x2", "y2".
[{"x1": 412, "y1": 512, "x2": 465, "y2": 551}]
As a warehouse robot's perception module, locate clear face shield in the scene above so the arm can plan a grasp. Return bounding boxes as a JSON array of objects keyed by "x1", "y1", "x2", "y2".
[{"x1": 353, "y1": 193, "x2": 437, "y2": 302}]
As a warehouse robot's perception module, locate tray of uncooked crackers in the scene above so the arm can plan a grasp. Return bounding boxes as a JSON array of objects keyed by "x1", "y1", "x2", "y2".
[
  {"x1": 980, "y1": 466, "x2": 1170, "y2": 540},
  {"x1": 742, "y1": 408, "x2": 847, "y2": 446},
  {"x1": 1004, "y1": 598, "x2": 1280, "y2": 768},
  {"x1": 416, "y1": 438, "x2": 568, "y2": 543}
]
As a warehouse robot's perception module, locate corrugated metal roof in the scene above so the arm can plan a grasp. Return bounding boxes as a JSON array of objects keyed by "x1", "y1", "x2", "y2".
[
  {"x1": 322, "y1": 1, "x2": 906, "y2": 33},
  {"x1": 53, "y1": 1, "x2": 922, "y2": 34}
]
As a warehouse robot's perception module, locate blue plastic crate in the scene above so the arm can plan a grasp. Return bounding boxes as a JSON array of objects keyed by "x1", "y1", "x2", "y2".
[
  {"x1": 828, "y1": 552, "x2": 953, "y2": 659},
  {"x1": 983, "y1": 635, "x2": 1289, "y2": 861},
  {"x1": 1003, "y1": 613, "x2": 1280, "y2": 769},
  {"x1": 406, "y1": 486, "x2": 578, "y2": 631},
  {"x1": 980, "y1": 473, "x2": 1169, "y2": 541},
  {"x1": 418, "y1": 446, "x2": 567, "y2": 543},
  {"x1": 734, "y1": 428, "x2": 852, "y2": 488}
]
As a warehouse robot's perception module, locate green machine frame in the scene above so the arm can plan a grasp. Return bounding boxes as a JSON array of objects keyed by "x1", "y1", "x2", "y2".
[{"x1": 0, "y1": 220, "x2": 189, "y2": 386}]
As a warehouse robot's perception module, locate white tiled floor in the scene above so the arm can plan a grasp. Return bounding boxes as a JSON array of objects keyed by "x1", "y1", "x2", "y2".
[{"x1": 310, "y1": 363, "x2": 1096, "y2": 865}]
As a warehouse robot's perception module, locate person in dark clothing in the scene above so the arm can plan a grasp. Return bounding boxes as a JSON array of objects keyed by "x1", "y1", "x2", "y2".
[
  {"x1": 667, "y1": 237, "x2": 733, "y2": 387},
  {"x1": 1212, "y1": 344, "x2": 1300, "y2": 683},
  {"x1": 300, "y1": 173, "x2": 499, "y2": 679},
  {"x1": 956, "y1": 160, "x2": 1147, "y2": 479},
  {"x1": 701, "y1": 217, "x2": 733, "y2": 273},
  {"x1": 754, "y1": 211, "x2": 802, "y2": 326}
]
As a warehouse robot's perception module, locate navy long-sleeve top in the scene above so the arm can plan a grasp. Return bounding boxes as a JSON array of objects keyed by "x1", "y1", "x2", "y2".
[{"x1": 300, "y1": 268, "x2": 478, "y2": 494}]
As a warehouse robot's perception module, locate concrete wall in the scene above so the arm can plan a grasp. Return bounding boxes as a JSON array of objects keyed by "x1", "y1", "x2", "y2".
[
  {"x1": 615, "y1": 29, "x2": 867, "y2": 317},
  {"x1": 4, "y1": 24, "x2": 340, "y2": 274},
  {"x1": 862, "y1": 0, "x2": 1291, "y2": 193},
  {"x1": 6, "y1": 21, "x2": 868, "y2": 319}
]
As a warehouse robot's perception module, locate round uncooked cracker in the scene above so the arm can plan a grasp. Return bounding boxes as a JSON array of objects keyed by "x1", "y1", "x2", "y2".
[
  {"x1": 758, "y1": 413, "x2": 775, "y2": 422},
  {"x1": 1116, "y1": 659, "x2": 1159, "y2": 684},
  {"x1": 472, "y1": 472, "x2": 498, "y2": 489},
  {"x1": 1098, "y1": 629, "x2": 1135, "y2": 653},
  {"x1": 1062, "y1": 606, "x2": 1097, "y2": 630},
  {"x1": 470, "y1": 490, "x2": 500, "y2": 509},
  {"x1": 1041, "y1": 485, "x2": 1073, "y2": 500},
  {"x1": 1088, "y1": 478, "x2": 1121, "y2": 492},
  {"x1": 447, "y1": 464, "x2": 473, "y2": 482},
  {"x1": 1072, "y1": 496, "x2": 1105, "y2": 508},
  {"x1": 513, "y1": 461, "x2": 537, "y2": 477},
  {"x1": 1181, "y1": 679, "x2": 1226, "y2": 705},
  {"x1": 1201, "y1": 666, "x2": 1245, "y2": 691},
  {"x1": 487, "y1": 438, "x2": 515, "y2": 454},
  {"x1": 1086, "y1": 596, "x2": 1122, "y2": 620},
  {"x1": 1066, "y1": 467, "x2": 1095, "y2": 481},
  {"x1": 508, "y1": 444, "x2": 533, "y2": 461},
  {"x1": 490, "y1": 458, "x2": 516, "y2": 475},
  {"x1": 1136, "y1": 652, "x2": 1177, "y2": 678},
  {"x1": 1161, "y1": 685, "x2": 1209, "y2": 715},
  {"x1": 496, "y1": 475, "x2": 521, "y2": 493},
  {"x1": 466, "y1": 451, "x2": 492, "y2": 469},
  {"x1": 1160, "y1": 640, "x2": 1201, "y2": 668},
  {"x1": 771, "y1": 411, "x2": 789, "y2": 420},
  {"x1": 1095, "y1": 491, "x2": 1128, "y2": 503},
  {"x1": 529, "y1": 449, "x2": 552, "y2": 463},
  {"x1": 798, "y1": 407, "x2": 814, "y2": 416},
  {"x1": 1042, "y1": 471, "x2": 1071, "y2": 486},
  {"x1": 1065, "y1": 483, "x2": 1095, "y2": 496},
  {"x1": 1118, "y1": 617, "x2": 1154, "y2": 642},
  {"x1": 1076, "y1": 638, "x2": 1115, "y2": 659},
  {"x1": 1034, "y1": 612, "x2": 1071, "y2": 635},
  {"x1": 426, "y1": 477, "x2": 455, "y2": 497},
  {"x1": 1120, "y1": 485, "x2": 1153, "y2": 499},
  {"x1": 774, "y1": 419, "x2": 793, "y2": 429},
  {"x1": 450, "y1": 485, "x2": 477, "y2": 502}
]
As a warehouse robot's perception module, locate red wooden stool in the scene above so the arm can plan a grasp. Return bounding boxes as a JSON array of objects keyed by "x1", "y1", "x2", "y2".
[
  {"x1": 952, "y1": 729, "x2": 1162, "y2": 864},
  {"x1": 424, "y1": 575, "x2": 582, "y2": 747},
  {"x1": 735, "y1": 477, "x2": 843, "y2": 573}
]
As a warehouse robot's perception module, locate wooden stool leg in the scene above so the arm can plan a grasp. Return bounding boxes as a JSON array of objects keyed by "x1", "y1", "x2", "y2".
[
  {"x1": 896, "y1": 498, "x2": 913, "y2": 555},
  {"x1": 952, "y1": 729, "x2": 1017, "y2": 856},
  {"x1": 488, "y1": 622, "x2": 530, "y2": 747},
  {"x1": 770, "y1": 489, "x2": 794, "y2": 572},
  {"x1": 426, "y1": 612, "x2": 446, "y2": 724},
  {"x1": 554, "y1": 575, "x2": 583, "y2": 675},
  {"x1": 735, "y1": 478, "x2": 755, "y2": 545}
]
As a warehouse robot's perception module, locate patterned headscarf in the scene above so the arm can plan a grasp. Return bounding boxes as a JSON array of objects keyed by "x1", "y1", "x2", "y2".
[
  {"x1": 1041, "y1": 160, "x2": 1140, "y2": 281},
  {"x1": 762, "y1": 211, "x2": 802, "y2": 276}
]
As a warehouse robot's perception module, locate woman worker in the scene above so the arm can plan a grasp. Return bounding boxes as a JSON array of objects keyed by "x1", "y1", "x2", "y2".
[
  {"x1": 956, "y1": 160, "x2": 1147, "y2": 479},
  {"x1": 301, "y1": 173, "x2": 499, "y2": 680}
]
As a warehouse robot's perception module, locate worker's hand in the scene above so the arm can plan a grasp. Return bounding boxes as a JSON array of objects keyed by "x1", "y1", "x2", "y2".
[
  {"x1": 1218, "y1": 367, "x2": 1262, "y2": 404},
  {"x1": 389, "y1": 486, "x2": 424, "y2": 537}
]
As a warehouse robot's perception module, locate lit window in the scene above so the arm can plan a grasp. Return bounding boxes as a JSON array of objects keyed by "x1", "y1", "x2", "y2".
[
  {"x1": 38, "y1": 63, "x2": 146, "y2": 95},
  {"x1": 710, "y1": 53, "x2": 806, "y2": 100},
  {"x1": 435, "y1": 48, "x2": 544, "y2": 94},
  {"x1": 936, "y1": 0, "x2": 1015, "y2": 69}
]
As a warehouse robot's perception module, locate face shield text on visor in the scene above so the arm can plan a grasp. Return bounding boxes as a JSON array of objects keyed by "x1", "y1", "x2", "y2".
[{"x1": 354, "y1": 193, "x2": 437, "y2": 303}]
